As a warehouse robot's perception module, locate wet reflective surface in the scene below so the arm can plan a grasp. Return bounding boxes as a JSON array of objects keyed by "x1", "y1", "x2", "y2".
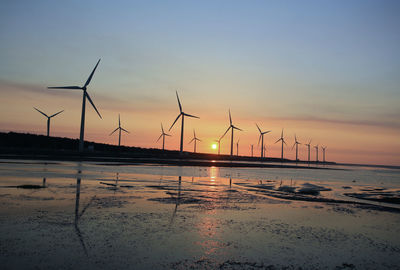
[{"x1": 1, "y1": 160, "x2": 400, "y2": 269}]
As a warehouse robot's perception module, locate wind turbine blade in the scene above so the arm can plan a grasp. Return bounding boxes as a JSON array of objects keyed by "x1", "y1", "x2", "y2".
[
  {"x1": 197, "y1": 138, "x2": 202, "y2": 142},
  {"x1": 161, "y1": 123, "x2": 164, "y2": 133},
  {"x1": 48, "y1": 86, "x2": 82, "y2": 90},
  {"x1": 283, "y1": 140, "x2": 287, "y2": 145},
  {"x1": 256, "y1": 123, "x2": 261, "y2": 133},
  {"x1": 156, "y1": 134, "x2": 163, "y2": 142},
  {"x1": 165, "y1": 133, "x2": 172, "y2": 137},
  {"x1": 193, "y1": 129, "x2": 196, "y2": 138},
  {"x1": 258, "y1": 134, "x2": 261, "y2": 146},
  {"x1": 49, "y1": 110, "x2": 64, "y2": 118},
  {"x1": 292, "y1": 143, "x2": 296, "y2": 150},
  {"x1": 274, "y1": 138, "x2": 281, "y2": 144},
  {"x1": 121, "y1": 127, "x2": 129, "y2": 133},
  {"x1": 229, "y1": 109, "x2": 232, "y2": 125},
  {"x1": 233, "y1": 126, "x2": 243, "y2": 131},
  {"x1": 85, "y1": 92, "x2": 102, "y2": 119},
  {"x1": 118, "y1": 114, "x2": 121, "y2": 127},
  {"x1": 109, "y1": 128, "x2": 119, "y2": 136},
  {"x1": 176, "y1": 91, "x2": 182, "y2": 113},
  {"x1": 281, "y1": 129, "x2": 284, "y2": 138},
  {"x1": 169, "y1": 114, "x2": 181, "y2": 131},
  {"x1": 84, "y1": 59, "x2": 101, "y2": 88},
  {"x1": 189, "y1": 138, "x2": 195, "y2": 144},
  {"x1": 184, "y1": 113, "x2": 199, "y2": 119},
  {"x1": 34, "y1": 107, "x2": 48, "y2": 118},
  {"x1": 220, "y1": 126, "x2": 231, "y2": 140}
]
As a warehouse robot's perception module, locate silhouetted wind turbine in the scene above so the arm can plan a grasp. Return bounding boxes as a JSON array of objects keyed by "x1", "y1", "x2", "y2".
[
  {"x1": 275, "y1": 129, "x2": 287, "y2": 161},
  {"x1": 292, "y1": 134, "x2": 301, "y2": 161},
  {"x1": 48, "y1": 59, "x2": 102, "y2": 152},
  {"x1": 188, "y1": 129, "x2": 201, "y2": 153},
  {"x1": 157, "y1": 123, "x2": 171, "y2": 151},
  {"x1": 305, "y1": 139, "x2": 312, "y2": 163},
  {"x1": 256, "y1": 123, "x2": 271, "y2": 158},
  {"x1": 321, "y1": 146, "x2": 327, "y2": 163},
  {"x1": 109, "y1": 114, "x2": 129, "y2": 147},
  {"x1": 314, "y1": 145, "x2": 319, "y2": 162},
  {"x1": 220, "y1": 110, "x2": 243, "y2": 156},
  {"x1": 214, "y1": 138, "x2": 221, "y2": 155},
  {"x1": 236, "y1": 139, "x2": 240, "y2": 156},
  {"x1": 33, "y1": 107, "x2": 64, "y2": 136},
  {"x1": 250, "y1": 144, "x2": 254, "y2": 157},
  {"x1": 169, "y1": 91, "x2": 199, "y2": 152}
]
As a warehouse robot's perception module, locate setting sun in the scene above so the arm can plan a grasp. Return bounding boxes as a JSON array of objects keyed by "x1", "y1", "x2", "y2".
[{"x1": 211, "y1": 143, "x2": 217, "y2": 150}]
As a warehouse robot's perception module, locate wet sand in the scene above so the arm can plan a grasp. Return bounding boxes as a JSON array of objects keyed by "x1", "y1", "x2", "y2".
[{"x1": 1, "y1": 160, "x2": 400, "y2": 269}]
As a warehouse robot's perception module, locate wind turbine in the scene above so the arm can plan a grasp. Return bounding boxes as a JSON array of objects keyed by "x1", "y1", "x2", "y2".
[
  {"x1": 33, "y1": 107, "x2": 64, "y2": 136},
  {"x1": 304, "y1": 139, "x2": 312, "y2": 163},
  {"x1": 48, "y1": 59, "x2": 102, "y2": 152},
  {"x1": 274, "y1": 129, "x2": 287, "y2": 161},
  {"x1": 250, "y1": 144, "x2": 254, "y2": 157},
  {"x1": 169, "y1": 91, "x2": 199, "y2": 152},
  {"x1": 157, "y1": 123, "x2": 171, "y2": 150},
  {"x1": 321, "y1": 146, "x2": 327, "y2": 163},
  {"x1": 236, "y1": 139, "x2": 240, "y2": 156},
  {"x1": 220, "y1": 110, "x2": 243, "y2": 156},
  {"x1": 256, "y1": 123, "x2": 271, "y2": 158},
  {"x1": 109, "y1": 114, "x2": 129, "y2": 147},
  {"x1": 292, "y1": 134, "x2": 301, "y2": 161},
  {"x1": 314, "y1": 145, "x2": 319, "y2": 162},
  {"x1": 214, "y1": 138, "x2": 221, "y2": 155},
  {"x1": 188, "y1": 129, "x2": 201, "y2": 153}
]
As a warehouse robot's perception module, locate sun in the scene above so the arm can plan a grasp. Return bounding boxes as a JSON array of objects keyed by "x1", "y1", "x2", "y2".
[{"x1": 211, "y1": 143, "x2": 217, "y2": 150}]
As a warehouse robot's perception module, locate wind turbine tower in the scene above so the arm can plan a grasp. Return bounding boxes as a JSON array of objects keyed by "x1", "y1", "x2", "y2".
[
  {"x1": 275, "y1": 129, "x2": 287, "y2": 161},
  {"x1": 256, "y1": 123, "x2": 271, "y2": 158},
  {"x1": 214, "y1": 138, "x2": 221, "y2": 155},
  {"x1": 220, "y1": 110, "x2": 243, "y2": 156},
  {"x1": 109, "y1": 114, "x2": 129, "y2": 147},
  {"x1": 321, "y1": 146, "x2": 327, "y2": 163},
  {"x1": 48, "y1": 59, "x2": 102, "y2": 152},
  {"x1": 34, "y1": 107, "x2": 64, "y2": 137},
  {"x1": 189, "y1": 129, "x2": 201, "y2": 153},
  {"x1": 305, "y1": 140, "x2": 312, "y2": 163},
  {"x1": 169, "y1": 91, "x2": 199, "y2": 152},
  {"x1": 292, "y1": 134, "x2": 301, "y2": 161},
  {"x1": 157, "y1": 123, "x2": 171, "y2": 150},
  {"x1": 314, "y1": 145, "x2": 319, "y2": 162}
]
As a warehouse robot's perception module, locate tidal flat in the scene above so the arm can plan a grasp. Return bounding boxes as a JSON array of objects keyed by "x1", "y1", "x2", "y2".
[{"x1": 0, "y1": 160, "x2": 400, "y2": 269}]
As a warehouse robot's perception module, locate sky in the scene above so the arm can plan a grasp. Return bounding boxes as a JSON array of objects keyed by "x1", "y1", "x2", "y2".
[{"x1": 0, "y1": 0, "x2": 399, "y2": 165}]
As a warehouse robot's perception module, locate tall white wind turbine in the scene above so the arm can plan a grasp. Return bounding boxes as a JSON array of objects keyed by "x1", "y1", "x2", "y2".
[
  {"x1": 314, "y1": 144, "x2": 319, "y2": 162},
  {"x1": 220, "y1": 110, "x2": 243, "y2": 156},
  {"x1": 321, "y1": 146, "x2": 327, "y2": 163},
  {"x1": 305, "y1": 139, "x2": 312, "y2": 163},
  {"x1": 292, "y1": 134, "x2": 301, "y2": 161},
  {"x1": 109, "y1": 114, "x2": 129, "y2": 147},
  {"x1": 169, "y1": 91, "x2": 199, "y2": 152},
  {"x1": 157, "y1": 123, "x2": 171, "y2": 151},
  {"x1": 256, "y1": 123, "x2": 271, "y2": 158},
  {"x1": 275, "y1": 129, "x2": 287, "y2": 161},
  {"x1": 34, "y1": 107, "x2": 64, "y2": 137},
  {"x1": 188, "y1": 129, "x2": 201, "y2": 153},
  {"x1": 48, "y1": 59, "x2": 102, "y2": 152}
]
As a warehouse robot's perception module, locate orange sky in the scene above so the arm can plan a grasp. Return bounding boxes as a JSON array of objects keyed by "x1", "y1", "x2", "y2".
[{"x1": 0, "y1": 80, "x2": 399, "y2": 166}]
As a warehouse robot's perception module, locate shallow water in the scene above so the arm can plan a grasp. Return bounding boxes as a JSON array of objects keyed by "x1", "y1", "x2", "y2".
[{"x1": 0, "y1": 159, "x2": 400, "y2": 269}]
